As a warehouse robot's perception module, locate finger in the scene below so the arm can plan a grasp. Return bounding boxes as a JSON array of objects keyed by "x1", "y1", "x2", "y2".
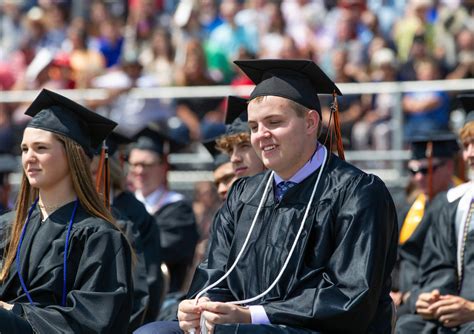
[
  {"x1": 202, "y1": 302, "x2": 230, "y2": 314},
  {"x1": 429, "y1": 299, "x2": 455, "y2": 312},
  {"x1": 416, "y1": 300, "x2": 431, "y2": 309},
  {"x1": 180, "y1": 301, "x2": 202, "y2": 314},
  {"x1": 205, "y1": 319, "x2": 214, "y2": 334},
  {"x1": 202, "y1": 310, "x2": 225, "y2": 324},
  {"x1": 179, "y1": 319, "x2": 203, "y2": 332},
  {"x1": 178, "y1": 310, "x2": 202, "y2": 322}
]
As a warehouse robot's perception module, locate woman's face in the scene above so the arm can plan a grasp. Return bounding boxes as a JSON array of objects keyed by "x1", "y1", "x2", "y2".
[{"x1": 21, "y1": 128, "x2": 71, "y2": 191}]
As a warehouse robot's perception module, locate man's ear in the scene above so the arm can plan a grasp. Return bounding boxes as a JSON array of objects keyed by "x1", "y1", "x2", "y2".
[{"x1": 306, "y1": 110, "x2": 319, "y2": 134}]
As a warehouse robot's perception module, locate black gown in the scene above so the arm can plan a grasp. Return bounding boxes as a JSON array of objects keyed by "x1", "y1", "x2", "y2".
[
  {"x1": 114, "y1": 191, "x2": 164, "y2": 322},
  {"x1": 396, "y1": 192, "x2": 449, "y2": 313},
  {"x1": 395, "y1": 193, "x2": 474, "y2": 333},
  {"x1": 0, "y1": 202, "x2": 133, "y2": 333},
  {"x1": 188, "y1": 155, "x2": 399, "y2": 333},
  {"x1": 153, "y1": 199, "x2": 198, "y2": 293}
]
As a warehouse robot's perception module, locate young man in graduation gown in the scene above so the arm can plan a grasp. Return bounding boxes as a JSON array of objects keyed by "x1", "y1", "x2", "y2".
[
  {"x1": 396, "y1": 95, "x2": 474, "y2": 333},
  {"x1": 136, "y1": 59, "x2": 398, "y2": 334},
  {"x1": 128, "y1": 125, "x2": 199, "y2": 294},
  {"x1": 393, "y1": 133, "x2": 461, "y2": 314}
]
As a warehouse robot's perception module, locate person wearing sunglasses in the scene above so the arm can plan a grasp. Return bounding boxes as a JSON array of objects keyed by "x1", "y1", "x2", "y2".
[
  {"x1": 396, "y1": 95, "x2": 474, "y2": 333},
  {"x1": 393, "y1": 131, "x2": 462, "y2": 316}
]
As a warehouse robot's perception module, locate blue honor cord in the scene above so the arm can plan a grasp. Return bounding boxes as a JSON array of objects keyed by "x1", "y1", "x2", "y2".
[{"x1": 16, "y1": 198, "x2": 79, "y2": 307}]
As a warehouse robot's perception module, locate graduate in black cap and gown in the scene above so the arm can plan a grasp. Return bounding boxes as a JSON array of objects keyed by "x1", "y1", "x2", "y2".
[
  {"x1": 135, "y1": 59, "x2": 398, "y2": 334},
  {"x1": 395, "y1": 95, "x2": 474, "y2": 333},
  {"x1": 93, "y1": 131, "x2": 164, "y2": 324},
  {"x1": 0, "y1": 89, "x2": 133, "y2": 333},
  {"x1": 128, "y1": 124, "x2": 198, "y2": 294},
  {"x1": 393, "y1": 132, "x2": 461, "y2": 314},
  {"x1": 214, "y1": 96, "x2": 265, "y2": 179}
]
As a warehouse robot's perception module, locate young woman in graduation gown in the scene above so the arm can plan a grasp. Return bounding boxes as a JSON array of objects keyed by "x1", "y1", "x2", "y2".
[{"x1": 0, "y1": 89, "x2": 133, "y2": 333}]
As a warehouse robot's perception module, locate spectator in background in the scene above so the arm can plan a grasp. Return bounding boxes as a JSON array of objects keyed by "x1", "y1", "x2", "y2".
[
  {"x1": 321, "y1": 48, "x2": 364, "y2": 148},
  {"x1": 206, "y1": 0, "x2": 259, "y2": 64},
  {"x1": 139, "y1": 27, "x2": 176, "y2": 87},
  {"x1": 0, "y1": 0, "x2": 25, "y2": 61},
  {"x1": 90, "y1": 52, "x2": 174, "y2": 137},
  {"x1": 174, "y1": 39, "x2": 225, "y2": 141},
  {"x1": 446, "y1": 27, "x2": 474, "y2": 80},
  {"x1": 65, "y1": 22, "x2": 106, "y2": 89},
  {"x1": 95, "y1": 18, "x2": 124, "y2": 68},
  {"x1": 393, "y1": 0, "x2": 435, "y2": 62},
  {"x1": 42, "y1": 2, "x2": 68, "y2": 51},
  {"x1": 352, "y1": 48, "x2": 398, "y2": 153},
  {"x1": 258, "y1": 2, "x2": 286, "y2": 58},
  {"x1": 403, "y1": 58, "x2": 450, "y2": 140}
]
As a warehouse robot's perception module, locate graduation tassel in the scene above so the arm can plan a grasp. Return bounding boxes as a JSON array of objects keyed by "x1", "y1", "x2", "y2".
[
  {"x1": 331, "y1": 91, "x2": 345, "y2": 160},
  {"x1": 426, "y1": 141, "x2": 434, "y2": 201},
  {"x1": 95, "y1": 142, "x2": 111, "y2": 210}
]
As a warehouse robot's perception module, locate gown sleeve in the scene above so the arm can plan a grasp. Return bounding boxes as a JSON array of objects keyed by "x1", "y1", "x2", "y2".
[
  {"x1": 261, "y1": 174, "x2": 398, "y2": 332},
  {"x1": 418, "y1": 201, "x2": 458, "y2": 296},
  {"x1": 16, "y1": 227, "x2": 134, "y2": 334}
]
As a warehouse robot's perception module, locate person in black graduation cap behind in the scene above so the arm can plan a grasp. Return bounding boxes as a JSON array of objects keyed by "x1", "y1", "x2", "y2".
[
  {"x1": 214, "y1": 96, "x2": 266, "y2": 179},
  {"x1": 393, "y1": 131, "x2": 462, "y2": 314},
  {"x1": 396, "y1": 95, "x2": 474, "y2": 333},
  {"x1": 128, "y1": 124, "x2": 199, "y2": 295},
  {"x1": 136, "y1": 59, "x2": 398, "y2": 334},
  {"x1": 0, "y1": 89, "x2": 133, "y2": 333},
  {"x1": 0, "y1": 154, "x2": 19, "y2": 215}
]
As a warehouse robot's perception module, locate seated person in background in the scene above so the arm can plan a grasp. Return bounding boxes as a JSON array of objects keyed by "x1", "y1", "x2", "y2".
[
  {"x1": 396, "y1": 94, "x2": 474, "y2": 333},
  {"x1": 135, "y1": 59, "x2": 398, "y2": 334},
  {"x1": 393, "y1": 132, "x2": 462, "y2": 315},
  {"x1": 215, "y1": 96, "x2": 266, "y2": 178},
  {"x1": 128, "y1": 125, "x2": 198, "y2": 294}
]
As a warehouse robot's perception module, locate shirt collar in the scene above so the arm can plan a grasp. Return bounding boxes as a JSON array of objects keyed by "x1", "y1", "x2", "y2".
[
  {"x1": 135, "y1": 186, "x2": 166, "y2": 213},
  {"x1": 274, "y1": 142, "x2": 326, "y2": 185}
]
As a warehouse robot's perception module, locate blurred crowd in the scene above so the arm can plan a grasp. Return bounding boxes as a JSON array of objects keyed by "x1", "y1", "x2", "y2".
[{"x1": 0, "y1": 0, "x2": 473, "y2": 155}]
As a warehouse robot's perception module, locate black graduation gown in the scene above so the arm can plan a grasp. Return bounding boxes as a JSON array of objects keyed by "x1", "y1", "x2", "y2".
[
  {"x1": 188, "y1": 155, "x2": 399, "y2": 334},
  {"x1": 113, "y1": 210, "x2": 150, "y2": 332},
  {"x1": 398, "y1": 192, "x2": 449, "y2": 293},
  {"x1": 419, "y1": 197, "x2": 474, "y2": 300},
  {"x1": 395, "y1": 196, "x2": 474, "y2": 333},
  {"x1": 153, "y1": 199, "x2": 198, "y2": 293},
  {"x1": 0, "y1": 202, "x2": 133, "y2": 333},
  {"x1": 113, "y1": 191, "x2": 164, "y2": 322}
]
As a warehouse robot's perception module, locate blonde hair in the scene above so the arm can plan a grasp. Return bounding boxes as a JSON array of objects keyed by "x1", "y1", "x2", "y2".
[{"x1": 0, "y1": 134, "x2": 119, "y2": 282}]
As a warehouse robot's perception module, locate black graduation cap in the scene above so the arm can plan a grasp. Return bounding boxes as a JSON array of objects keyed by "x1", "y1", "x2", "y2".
[
  {"x1": 202, "y1": 140, "x2": 231, "y2": 169},
  {"x1": 131, "y1": 123, "x2": 188, "y2": 155},
  {"x1": 409, "y1": 132, "x2": 459, "y2": 160},
  {"x1": 459, "y1": 95, "x2": 474, "y2": 125},
  {"x1": 213, "y1": 153, "x2": 231, "y2": 169},
  {"x1": 225, "y1": 96, "x2": 249, "y2": 136},
  {"x1": 99, "y1": 131, "x2": 133, "y2": 157},
  {"x1": 24, "y1": 89, "x2": 117, "y2": 157},
  {"x1": 0, "y1": 154, "x2": 19, "y2": 186},
  {"x1": 233, "y1": 59, "x2": 342, "y2": 115}
]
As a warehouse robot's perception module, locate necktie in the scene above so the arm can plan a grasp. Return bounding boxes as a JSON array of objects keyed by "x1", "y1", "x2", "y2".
[{"x1": 275, "y1": 181, "x2": 296, "y2": 202}]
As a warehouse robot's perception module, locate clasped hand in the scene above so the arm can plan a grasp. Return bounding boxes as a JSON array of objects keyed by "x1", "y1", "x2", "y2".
[
  {"x1": 178, "y1": 297, "x2": 251, "y2": 334},
  {"x1": 416, "y1": 289, "x2": 474, "y2": 327}
]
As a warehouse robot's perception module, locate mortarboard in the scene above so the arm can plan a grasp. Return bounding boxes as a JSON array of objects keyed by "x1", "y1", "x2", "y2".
[
  {"x1": 24, "y1": 89, "x2": 117, "y2": 157},
  {"x1": 224, "y1": 96, "x2": 249, "y2": 136},
  {"x1": 409, "y1": 132, "x2": 459, "y2": 160},
  {"x1": 99, "y1": 131, "x2": 133, "y2": 157},
  {"x1": 459, "y1": 95, "x2": 474, "y2": 125},
  {"x1": 233, "y1": 59, "x2": 342, "y2": 115},
  {"x1": 131, "y1": 123, "x2": 188, "y2": 156},
  {"x1": 0, "y1": 154, "x2": 19, "y2": 186}
]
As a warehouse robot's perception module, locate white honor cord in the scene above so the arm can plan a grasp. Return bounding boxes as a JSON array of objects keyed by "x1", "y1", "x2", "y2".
[{"x1": 191, "y1": 146, "x2": 328, "y2": 333}]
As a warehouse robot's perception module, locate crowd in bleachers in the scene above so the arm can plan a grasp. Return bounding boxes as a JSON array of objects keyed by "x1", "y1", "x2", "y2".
[{"x1": 0, "y1": 0, "x2": 473, "y2": 154}]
